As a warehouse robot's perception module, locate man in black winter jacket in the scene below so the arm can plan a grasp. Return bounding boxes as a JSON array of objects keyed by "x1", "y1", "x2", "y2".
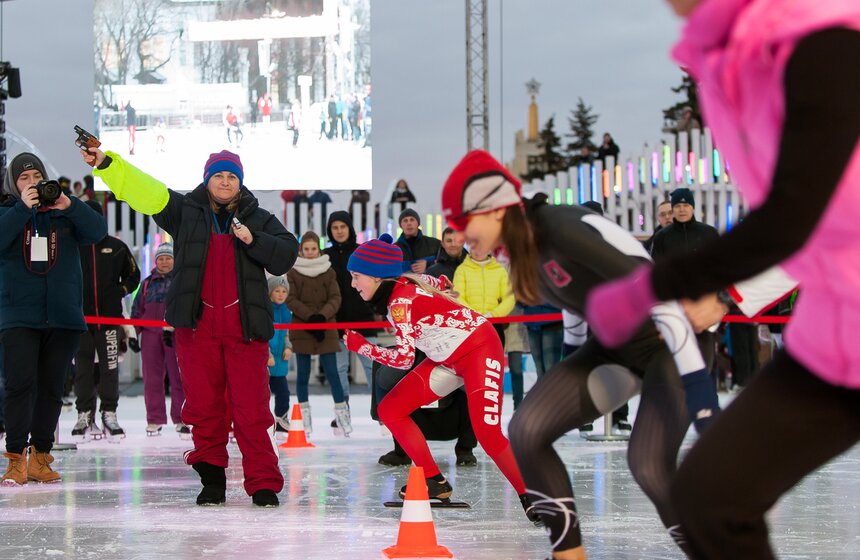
[
  {"x1": 324, "y1": 211, "x2": 377, "y2": 393},
  {"x1": 395, "y1": 208, "x2": 441, "y2": 274},
  {"x1": 650, "y1": 188, "x2": 719, "y2": 259},
  {"x1": 426, "y1": 227, "x2": 467, "y2": 280},
  {"x1": 73, "y1": 200, "x2": 141, "y2": 441},
  {"x1": 650, "y1": 187, "x2": 720, "y2": 370}
]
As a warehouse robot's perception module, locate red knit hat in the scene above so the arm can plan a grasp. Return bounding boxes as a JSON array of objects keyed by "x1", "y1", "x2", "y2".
[{"x1": 441, "y1": 150, "x2": 522, "y2": 231}]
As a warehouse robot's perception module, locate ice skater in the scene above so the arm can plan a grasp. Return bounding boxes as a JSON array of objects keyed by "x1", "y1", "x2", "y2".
[
  {"x1": 585, "y1": 1, "x2": 860, "y2": 557},
  {"x1": 440, "y1": 150, "x2": 718, "y2": 559},
  {"x1": 82, "y1": 145, "x2": 298, "y2": 508},
  {"x1": 343, "y1": 234, "x2": 541, "y2": 525}
]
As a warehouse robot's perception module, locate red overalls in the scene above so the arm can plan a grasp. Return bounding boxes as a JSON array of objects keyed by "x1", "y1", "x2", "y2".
[{"x1": 175, "y1": 232, "x2": 283, "y2": 495}]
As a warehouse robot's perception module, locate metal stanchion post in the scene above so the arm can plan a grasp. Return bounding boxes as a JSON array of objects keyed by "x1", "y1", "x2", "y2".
[
  {"x1": 53, "y1": 421, "x2": 77, "y2": 451},
  {"x1": 584, "y1": 413, "x2": 630, "y2": 442}
]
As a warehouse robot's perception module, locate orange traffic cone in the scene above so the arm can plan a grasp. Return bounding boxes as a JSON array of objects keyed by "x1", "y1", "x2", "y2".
[
  {"x1": 383, "y1": 466, "x2": 453, "y2": 558},
  {"x1": 278, "y1": 404, "x2": 315, "y2": 449}
]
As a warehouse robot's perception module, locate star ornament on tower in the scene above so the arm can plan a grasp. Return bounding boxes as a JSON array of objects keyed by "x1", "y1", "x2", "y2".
[{"x1": 525, "y1": 78, "x2": 541, "y2": 97}]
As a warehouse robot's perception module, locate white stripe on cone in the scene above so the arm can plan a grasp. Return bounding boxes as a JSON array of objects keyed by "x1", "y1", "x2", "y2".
[
  {"x1": 290, "y1": 419, "x2": 305, "y2": 431},
  {"x1": 400, "y1": 499, "x2": 434, "y2": 523}
]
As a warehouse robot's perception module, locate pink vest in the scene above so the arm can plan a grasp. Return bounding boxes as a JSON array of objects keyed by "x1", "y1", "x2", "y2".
[{"x1": 674, "y1": 0, "x2": 860, "y2": 387}]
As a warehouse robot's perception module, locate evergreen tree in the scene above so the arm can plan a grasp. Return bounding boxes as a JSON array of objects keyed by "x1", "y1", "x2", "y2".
[
  {"x1": 565, "y1": 97, "x2": 599, "y2": 158},
  {"x1": 521, "y1": 116, "x2": 565, "y2": 182}
]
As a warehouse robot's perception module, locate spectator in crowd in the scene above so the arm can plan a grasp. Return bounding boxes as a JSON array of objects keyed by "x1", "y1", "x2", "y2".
[
  {"x1": 643, "y1": 200, "x2": 673, "y2": 253},
  {"x1": 126, "y1": 101, "x2": 136, "y2": 155},
  {"x1": 287, "y1": 231, "x2": 351, "y2": 436},
  {"x1": 1, "y1": 152, "x2": 106, "y2": 486},
  {"x1": 71, "y1": 180, "x2": 85, "y2": 199},
  {"x1": 130, "y1": 242, "x2": 188, "y2": 439},
  {"x1": 505, "y1": 305, "x2": 530, "y2": 411},
  {"x1": 523, "y1": 303, "x2": 564, "y2": 378},
  {"x1": 597, "y1": 133, "x2": 620, "y2": 164},
  {"x1": 427, "y1": 227, "x2": 467, "y2": 279},
  {"x1": 307, "y1": 190, "x2": 332, "y2": 205},
  {"x1": 287, "y1": 100, "x2": 301, "y2": 147},
  {"x1": 222, "y1": 105, "x2": 243, "y2": 148},
  {"x1": 650, "y1": 187, "x2": 720, "y2": 371},
  {"x1": 452, "y1": 245, "x2": 515, "y2": 344},
  {"x1": 348, "y1": 94, "x2": 362, "y2": 141},
  {"x1": 663, "y1": 105, "x2": 702, "y2": 136},
  {"x1": 86, "y1": 146, "x2": 297, "y2": 508},
  {"x1": 82, "y1": 175, "x2": 96, "y2": 201},
  {"x1": 71, "y1": 200, "x2": 140, "y2": 443},
  {"x1": 390, "y1": 179, "x2": 417, "y2": 204},
  {"x1": 349, "y1": 189, "x2": 370, "y2": 206},
  {"x1": 327, "y1": 94, "x2": 339, "y2": 139},
  {"x1": 258, "y1": 92, "x2": 272, "y2": 124},
  {"x1": 267, "y1": 275, "x2": 293, "y2": 441},
  {"x1": 324, "y1": 211, "x2": 377, "y2": 398},
  {"x1": 571, "y1": 145, "x2": 595, "y2": 167},
  {"x1": 395, "y1": 209, "x2": 441, "y2": 274}
]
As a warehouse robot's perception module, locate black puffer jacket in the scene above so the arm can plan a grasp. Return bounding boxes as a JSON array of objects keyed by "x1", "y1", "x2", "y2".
[
  {"x1": 426, "y1": 247, "x2": 467, "y2": 280},
  {"x1": 649, "y1": 218, "x2": 719, "y2": 260},
  {"x1": 323, "y1": 210, "x2": 376, "y2": 336},
  {"x1": 80, "y1": 235, "x2": 140, "y2": 318},
  {"x1": 156, "y1": 184, "x2": 298, "y2": 341}
]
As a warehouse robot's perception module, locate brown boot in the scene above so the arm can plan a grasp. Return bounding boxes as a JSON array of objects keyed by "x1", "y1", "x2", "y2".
[
  {"x1": 28, "y1": 447, "x2": 61, "y2": 483},
  {"x1": 1, "y1": 452, "x2": 27, "y2": 486}
]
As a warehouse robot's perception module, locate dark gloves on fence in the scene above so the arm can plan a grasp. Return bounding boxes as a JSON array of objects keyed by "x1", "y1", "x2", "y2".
[
  {"x1": 128, "y1": 338, "x2": 141, "y2": 353},
  {"x1": 307, "y1": 314, "x2": 327, "y2": 342},
  {"x1": 307, "y1": 313, "x2": 326, "y2": 323},
  {"x1": 163, "y1": 329, "x2": 174, "y2": 348}
]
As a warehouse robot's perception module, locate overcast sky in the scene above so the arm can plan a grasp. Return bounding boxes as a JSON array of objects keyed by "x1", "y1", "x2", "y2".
[{"x1": 1, "y1": 0, "x2": 684, "y2": 213}]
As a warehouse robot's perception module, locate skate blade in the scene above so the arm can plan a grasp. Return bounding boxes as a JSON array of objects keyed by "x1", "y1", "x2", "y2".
[
  {"x1": 1, "y1": 479, "x2": 25, "y2": 487},
  {"x1": 178, "y1": 434, "x2": 193, "y2": 441},
  {"x1": 385, "y1": 499, "x2": 470, "y2": 509},
  {"x1": 28, "y1": 478, "x2": 62, "y2": 484},
  {"x1": 146, "y1": 431, "x2": 162, "y2": 437},
  {"x1": 106, "y1": 434, "x2": 126, "y2": 444}
]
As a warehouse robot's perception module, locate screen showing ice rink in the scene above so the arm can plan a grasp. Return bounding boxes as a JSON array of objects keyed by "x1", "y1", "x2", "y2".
[{"x1": 93, "y1": 0, "x2": 371, "y2": 191}]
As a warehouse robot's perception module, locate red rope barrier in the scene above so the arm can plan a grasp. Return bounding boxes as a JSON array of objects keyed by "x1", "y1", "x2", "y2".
[{"x1": 84, "y1": 312, "x2": 789, "y2": 330}]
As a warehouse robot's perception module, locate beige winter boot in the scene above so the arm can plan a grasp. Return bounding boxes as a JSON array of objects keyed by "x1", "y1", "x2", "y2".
[
  {"x1": 1, "y1": 452, "x2": 27, "y2": 486},
  {"x1": 27, "y1": 446, "x2": 61, "y2": 483}
]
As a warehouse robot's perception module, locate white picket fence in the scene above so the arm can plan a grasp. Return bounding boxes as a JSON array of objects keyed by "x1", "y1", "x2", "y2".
[{"x1": 520, "y1": 127, "x2": 746, "y2": 237}]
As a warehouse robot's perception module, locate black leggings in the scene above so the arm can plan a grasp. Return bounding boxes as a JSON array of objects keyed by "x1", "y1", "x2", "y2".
[
  {"x1": 672, "y1": 350, "x2": 860, "y2": 559},
  {"x1": 509, "y1": 336, "x2": 690, "y2": 553}
]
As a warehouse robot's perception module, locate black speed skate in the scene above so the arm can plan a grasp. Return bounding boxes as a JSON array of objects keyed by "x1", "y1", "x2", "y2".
[
  {"x1": 520, "y1": 493, "x2": 544, "y2": 527},
  {"x1": 385, "y1": 477, "x2": 469, "y2": 509}
]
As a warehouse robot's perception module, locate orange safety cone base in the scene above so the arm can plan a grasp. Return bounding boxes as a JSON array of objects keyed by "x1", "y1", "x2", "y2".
[
  {"x1": 382, "y1": 543, "x2": 453, "y2": 558},
  {"x1": 278, "y1": 404, "x2": 316, "y2": 449},
  {"x1": 382, "y1": 466, "x2": 453, "y2": 558}
]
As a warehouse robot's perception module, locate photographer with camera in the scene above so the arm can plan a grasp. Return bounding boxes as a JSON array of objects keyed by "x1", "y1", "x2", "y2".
[{"x1": 0, "y1": 152, "x2": 107, "y2": 486}]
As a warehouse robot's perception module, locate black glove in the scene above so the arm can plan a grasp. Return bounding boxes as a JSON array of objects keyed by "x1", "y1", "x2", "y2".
[
  {"x1": 163, "y1": 329, "x2": 174, "y2": 348},
  {"x1": 307, "y1": 313, "x2": 326, "y2": 323},
  {"x1": 309, "y1": 329, "x2": 326, "y2": 342},
  {"x1": 128, "y1": 338, "x2": 141, "y2": 353}
]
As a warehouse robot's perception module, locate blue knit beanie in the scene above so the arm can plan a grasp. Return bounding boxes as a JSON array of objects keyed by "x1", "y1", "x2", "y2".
[
  {"x1": 670, "y1": 187, "x2": 695, "y2": 207},
  {"x1": 347, "y1": 233, "x2": 403, "y2": 278},
  {"x1": 203, "y1": 150, "x2": 244, "y2": 187}
]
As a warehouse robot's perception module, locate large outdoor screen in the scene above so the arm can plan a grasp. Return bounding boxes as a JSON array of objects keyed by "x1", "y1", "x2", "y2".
[{"x1": 93, "y1": 0, "x2": 371, "y2": 191}]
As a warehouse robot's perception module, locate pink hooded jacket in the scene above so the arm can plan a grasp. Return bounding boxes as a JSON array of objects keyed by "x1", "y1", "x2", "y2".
[{"x1": 673, "y1": 0, "x2": 860, "y2": 388}]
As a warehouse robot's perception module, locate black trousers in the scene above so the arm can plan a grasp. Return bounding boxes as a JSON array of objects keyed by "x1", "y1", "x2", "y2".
[
  {"x1": 672, "y1": 350, "x2": 860, "y2": 559},
  {"x1": 1, "y1": 328, "x2": 80, "y2": 454},
  {"x1": 75, "y1": 326, "x2": 121, "y2": 412},
  {"x1": 728, "y1": 323, "x2": 759, "y2": 386}
]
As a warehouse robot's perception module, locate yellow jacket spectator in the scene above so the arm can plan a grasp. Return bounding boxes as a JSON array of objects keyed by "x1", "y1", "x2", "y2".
[{"x1": 453, "y1": 249, "x2": 515, "y2": 318}]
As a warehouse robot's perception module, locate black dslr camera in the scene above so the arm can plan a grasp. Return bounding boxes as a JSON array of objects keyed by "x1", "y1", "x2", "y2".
[{"x1": 34, "y1": 180, "x2": 62, "y2": 206}]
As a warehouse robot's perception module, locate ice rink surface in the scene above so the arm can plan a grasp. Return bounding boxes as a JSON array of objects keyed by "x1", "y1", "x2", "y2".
[{"x1": 1, "y1": 393, "x2": 858, "y2": 560}]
